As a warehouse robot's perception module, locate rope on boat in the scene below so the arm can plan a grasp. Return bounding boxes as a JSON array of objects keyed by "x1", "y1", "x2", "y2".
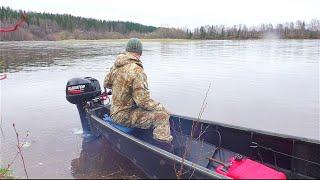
[{"x1": 250, "y1": 142, "x2": 320, "y2": 166}]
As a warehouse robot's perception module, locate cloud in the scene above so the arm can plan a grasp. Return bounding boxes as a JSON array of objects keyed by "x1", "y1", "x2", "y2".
[{"x1": 1, "y1": 0, "x2": 319, "y2": 28}]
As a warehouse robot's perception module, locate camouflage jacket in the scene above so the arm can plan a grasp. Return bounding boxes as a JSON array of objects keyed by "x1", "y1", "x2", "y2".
[{"x1": 104, "y1": 52, "x2": 166, "y2": 116}]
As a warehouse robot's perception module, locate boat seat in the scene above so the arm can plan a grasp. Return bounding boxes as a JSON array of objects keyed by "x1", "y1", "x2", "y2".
[
  {"x1": 170, "y1": 133, "x2": 238, "y2": 170},
  {"x1": 102, "y1": 114, "x2": 152, "y2": 140},
  {"x1": 103, "y1": 114, "x2": 135, "y2": 134},
  {"x1": 172, "y1": 134, "x2": 218, "y2": 168}
]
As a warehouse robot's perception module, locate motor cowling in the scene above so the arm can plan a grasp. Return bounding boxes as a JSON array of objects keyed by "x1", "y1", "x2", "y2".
[{"x1": 66, "y1": 77, "x2": 101, "y2": 104}]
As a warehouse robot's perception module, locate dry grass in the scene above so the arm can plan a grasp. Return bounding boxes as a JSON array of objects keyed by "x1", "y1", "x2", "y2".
[
  {"x1": 0, "y1": 168, "x2": 14, "y2": 179},
  {"x1": 1, "y1": 123, "x2": 30, "y2": 179},
  {"x1": 174, "y1": 82, "x2": 212, "y2": 179}
]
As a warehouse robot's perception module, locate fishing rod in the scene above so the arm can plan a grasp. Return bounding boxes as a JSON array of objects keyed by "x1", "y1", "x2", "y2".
[{"x1": 0, "y1": 13, "x2": 27, "y2": 32}]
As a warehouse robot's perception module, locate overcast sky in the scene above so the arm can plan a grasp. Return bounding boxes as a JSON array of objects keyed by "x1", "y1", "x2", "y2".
[{"x1": 1, "y1": 0, "x2": 319, "y2": 28}]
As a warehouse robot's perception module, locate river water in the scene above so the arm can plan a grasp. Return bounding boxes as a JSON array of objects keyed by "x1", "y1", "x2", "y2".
[{"x1": 0, "y1": 40, "x2": 319, "y2": 178}]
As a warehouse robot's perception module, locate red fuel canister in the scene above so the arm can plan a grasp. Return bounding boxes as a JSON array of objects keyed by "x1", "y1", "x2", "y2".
[{"x1": 216, "y1": 157, "x2": 286, "y2": 179}]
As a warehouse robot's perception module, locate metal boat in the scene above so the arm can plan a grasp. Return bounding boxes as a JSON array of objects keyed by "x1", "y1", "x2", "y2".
[{"x1": 66, "y1": 77, "x2": 320, "y2": 179}]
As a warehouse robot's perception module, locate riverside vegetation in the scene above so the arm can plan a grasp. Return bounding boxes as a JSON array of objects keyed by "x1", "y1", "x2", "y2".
[
  {"x1": 0, "y1": 168, "x2": 13, "y2": 179},
  {"x1": 1, "y1": 6, "x2": 319, "y2": 41}
]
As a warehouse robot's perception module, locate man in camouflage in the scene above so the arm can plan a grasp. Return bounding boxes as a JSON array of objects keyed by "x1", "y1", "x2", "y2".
[{"x1": 104, "y1": 38, "x2": 173, "y2": 143}]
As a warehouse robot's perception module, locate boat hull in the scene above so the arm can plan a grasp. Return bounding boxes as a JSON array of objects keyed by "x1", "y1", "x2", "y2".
[
  {"x1": 88, "y1": 112, "x2": 225, "y2": 179},
  {"x1": 86, "y1": 105, "x2": 320, "y2": 179}
]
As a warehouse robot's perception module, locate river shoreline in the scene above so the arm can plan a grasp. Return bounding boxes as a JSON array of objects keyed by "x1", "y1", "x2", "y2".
[{"x1": 1, "y1": 38, "x2": 319, "y2": 42}]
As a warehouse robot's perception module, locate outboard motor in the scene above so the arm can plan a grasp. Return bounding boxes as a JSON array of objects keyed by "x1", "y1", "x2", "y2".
[{"x1": 66, "y1": 77, "x2": 102, "y2": 134}]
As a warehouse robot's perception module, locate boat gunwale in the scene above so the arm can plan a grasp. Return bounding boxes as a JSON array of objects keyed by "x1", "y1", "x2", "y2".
[
  {"x1": 87, "y1": 108, "x2": 228, "y2": 179},
  {"x1": 90, "y1": 104, "x2": 319, "y2": 145},
  {"x1": 169, "y1": 113, "x2": 320, "y2": 145}
]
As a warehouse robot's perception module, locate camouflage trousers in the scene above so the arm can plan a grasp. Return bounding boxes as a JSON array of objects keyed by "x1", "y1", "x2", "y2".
[{"x1": 111, "y1": 108, "x2": 173, "y2": 142}]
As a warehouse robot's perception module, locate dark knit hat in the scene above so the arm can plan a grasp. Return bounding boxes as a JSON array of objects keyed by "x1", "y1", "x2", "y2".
[{"x1": 126, "y1": 38, "x2": 143, "y2": 54}]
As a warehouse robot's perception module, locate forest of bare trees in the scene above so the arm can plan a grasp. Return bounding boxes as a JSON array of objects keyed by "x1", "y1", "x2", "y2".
[
  {"x1": 189, "y1": 20, "x2": 320, "y2": 39},
  {"x1": 1, "y1": 6, "x2": 319, "y2": 41}
]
